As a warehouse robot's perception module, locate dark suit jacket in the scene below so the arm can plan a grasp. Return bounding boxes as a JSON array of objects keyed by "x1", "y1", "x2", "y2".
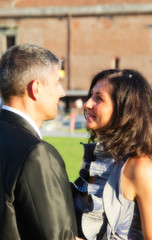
[{"x1": 0, "y1": 109, "x2": 77, "y2": 240}]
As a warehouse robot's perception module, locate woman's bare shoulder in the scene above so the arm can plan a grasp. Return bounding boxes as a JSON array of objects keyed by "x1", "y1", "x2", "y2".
[
  {"x1": 124, "y1": 155, "x2": 152, "y2": 196},
  {"x1": 125, "y1": 156, "x2": 152, "y2": 238},
  {"x1": 126, "y1": 155, "x2": 152, "y2": 177}
]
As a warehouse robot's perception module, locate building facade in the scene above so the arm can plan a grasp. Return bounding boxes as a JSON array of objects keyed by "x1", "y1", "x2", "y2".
[{"x1": 0, "y1": 0, "x2": 152, "y2": 97}]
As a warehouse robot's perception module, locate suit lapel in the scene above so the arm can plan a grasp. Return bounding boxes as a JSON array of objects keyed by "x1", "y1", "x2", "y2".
[{"x1": 0, "y1": 109, "x2": 39, "y2": 138}]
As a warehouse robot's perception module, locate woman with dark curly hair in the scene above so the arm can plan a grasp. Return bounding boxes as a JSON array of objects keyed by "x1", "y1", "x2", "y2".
[{"x1": 71, "y1": 69, "x2": 152, "y2": 240}]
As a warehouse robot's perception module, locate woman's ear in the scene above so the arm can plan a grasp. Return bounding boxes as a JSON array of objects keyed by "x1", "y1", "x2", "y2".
[{"x1": 27, "y1": 80, "x2": 40, "y2": 101}]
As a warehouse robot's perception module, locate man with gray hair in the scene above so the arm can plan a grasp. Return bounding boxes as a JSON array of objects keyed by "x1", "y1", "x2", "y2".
[{"x1": 0, "y1": 44, "x2": 78, "y2": 239}]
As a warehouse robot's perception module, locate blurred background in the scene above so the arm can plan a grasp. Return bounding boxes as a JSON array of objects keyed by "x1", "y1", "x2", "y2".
[{"x1": 1, "y1": 0, "x2": 152, "y2": 179}]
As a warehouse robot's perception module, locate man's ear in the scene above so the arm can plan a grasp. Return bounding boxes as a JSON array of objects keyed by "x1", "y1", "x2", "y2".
[{"x1": 27, "y1": 80, "x2": 40, "y2": 101}]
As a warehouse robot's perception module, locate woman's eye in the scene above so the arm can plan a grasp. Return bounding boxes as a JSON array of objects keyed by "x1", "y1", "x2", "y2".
[{"x1": 96, "y1": 96, "x2": 103, "y2": 102}]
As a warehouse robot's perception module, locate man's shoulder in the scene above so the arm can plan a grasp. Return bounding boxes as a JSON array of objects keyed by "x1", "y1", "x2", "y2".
[
  {"x1": 31, "y1": 140, "x2": 63, "y2": 161},
  {"x1": 27, "y1": 140, "x2": 65, "y2": 171}
]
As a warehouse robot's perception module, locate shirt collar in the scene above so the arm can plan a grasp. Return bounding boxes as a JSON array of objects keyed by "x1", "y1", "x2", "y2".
[{"x1": 2, "y1": 105, "x2": 42, "y2": 139}]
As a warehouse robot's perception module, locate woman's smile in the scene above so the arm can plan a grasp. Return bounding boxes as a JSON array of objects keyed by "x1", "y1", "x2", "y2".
[{"x1": 86, "y1": 113, "x2": 96, "y2": 120}]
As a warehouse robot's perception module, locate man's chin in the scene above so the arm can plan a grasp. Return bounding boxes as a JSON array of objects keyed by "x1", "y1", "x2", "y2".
[{"x1": 45, "y1": 114, "x2": 57, "y2": 121}]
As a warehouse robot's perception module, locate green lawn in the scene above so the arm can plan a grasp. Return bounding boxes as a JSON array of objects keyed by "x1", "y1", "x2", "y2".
[{"x1": 43, "y1": 136, "x2": 88, "y2": 182}]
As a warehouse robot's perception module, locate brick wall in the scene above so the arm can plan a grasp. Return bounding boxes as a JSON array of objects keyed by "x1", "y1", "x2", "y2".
[
  {"x1": 70, "y1": 14, "x2": 152, "y2": 88},
  {"x1": 0, "y1": 2, "x2": 152, "y2": 89},
  {"x1": 0, "y1": 0, "x2": 152, "y2": 8}
]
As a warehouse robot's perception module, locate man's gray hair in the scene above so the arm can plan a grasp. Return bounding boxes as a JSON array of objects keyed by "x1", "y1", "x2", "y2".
[{"x1": 0, "y1": 43, "x2": 59, "y2": 102}]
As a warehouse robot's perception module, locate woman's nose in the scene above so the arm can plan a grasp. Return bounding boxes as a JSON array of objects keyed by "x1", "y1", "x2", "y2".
[{"x1": 84, "y1": 98, "x2": 94, "y2": 109}]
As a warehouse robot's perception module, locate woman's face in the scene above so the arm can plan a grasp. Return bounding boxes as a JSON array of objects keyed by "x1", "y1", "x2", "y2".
[{"x1": 84, "y1": 79, "x2": 114, "y2": 138}]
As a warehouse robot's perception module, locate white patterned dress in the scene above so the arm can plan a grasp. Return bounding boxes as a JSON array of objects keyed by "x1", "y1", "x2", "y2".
[{"x1": 71, "y1": 142, "x2": 143, "y2": 240}]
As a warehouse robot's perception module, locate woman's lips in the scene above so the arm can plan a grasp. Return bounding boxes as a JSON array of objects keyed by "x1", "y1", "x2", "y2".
[{"x1": 86, "y1": 114, "x2": 96, "y2": 120}]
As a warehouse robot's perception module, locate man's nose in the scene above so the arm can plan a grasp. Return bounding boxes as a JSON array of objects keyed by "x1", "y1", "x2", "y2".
[{"x1": 59, "y1": 85, "x2": 65, "y2": 98}]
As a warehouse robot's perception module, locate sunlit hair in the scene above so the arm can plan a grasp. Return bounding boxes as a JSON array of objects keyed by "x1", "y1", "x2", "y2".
[
  {"x1": 0, "y1": 43, "x2": 59, "y2": 102},
  {"x1": 85, "y1": 69, "x2": 152, "y2": 161}
]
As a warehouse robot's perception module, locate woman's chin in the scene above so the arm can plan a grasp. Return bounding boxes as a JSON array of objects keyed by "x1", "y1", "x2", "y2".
[{"x1": 86, "y1": 123, "x2": 96, "y2": 131}]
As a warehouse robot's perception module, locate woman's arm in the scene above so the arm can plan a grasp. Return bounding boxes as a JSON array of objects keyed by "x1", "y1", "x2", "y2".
[
  {"x1": 134, "y1": 158, "x2": 152, "y2": 239},
  {"x1": 122, "y1": 156, "x2": 152, "y2": 239}
]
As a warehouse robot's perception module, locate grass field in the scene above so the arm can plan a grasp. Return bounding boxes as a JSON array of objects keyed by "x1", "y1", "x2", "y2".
[{"x1": 43, "y1": 136, "x2": 88, "y2": 182}]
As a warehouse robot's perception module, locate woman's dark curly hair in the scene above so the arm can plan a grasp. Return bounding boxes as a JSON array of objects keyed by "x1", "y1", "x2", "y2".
[{"x1": 85, "y1": 69, "x2": 152, "y2": 161}]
